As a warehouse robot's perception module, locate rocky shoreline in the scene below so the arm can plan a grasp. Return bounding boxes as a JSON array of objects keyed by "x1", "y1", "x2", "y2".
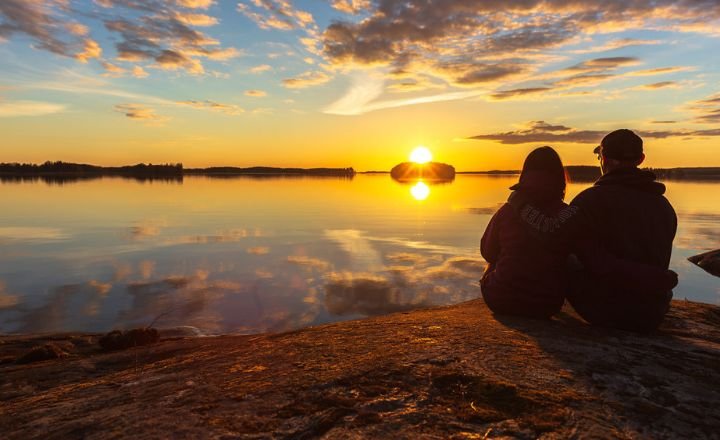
[{"x1": 1, "y1": 299, "x2": 719, "y2": 439}]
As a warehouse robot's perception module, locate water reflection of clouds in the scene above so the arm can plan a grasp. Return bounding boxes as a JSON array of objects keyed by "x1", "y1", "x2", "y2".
[
  {"x1": 160, "y1": 228, "x2": 266, "y2": 245},
  {"x1": 0, "y1": 226, "x2": 69, "y2": 242},
  {"x1": 287, "y1": 255, "x2": 331, "y2": 272},
  {"x1": 325, "y1": 229, "x2": 383, "y2": 271},
  {"x1": 247, "y1": 246, "x2": 270, "y2": 255},
  {"x1": 128, "y1": 219, "x2": 167, "y2": 240},
  {"x1": 675, "y1": 211, "x2": 720, "y2": 251},
  {"x1": 118, "y1": 271, "x2": 236, "y2": 332},
  {"x1": 321, "y1": 255, "x2": 485, "y2": 317},
  {"x1": 0, "y1": 281, "x2": 19, "y2": 309},
  {"x1": 9, "y1": 280, "x2": 111, "y2": 333}
]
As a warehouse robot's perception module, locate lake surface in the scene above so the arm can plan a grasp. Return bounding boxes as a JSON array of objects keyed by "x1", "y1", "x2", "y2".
[{"x1": 1, "y1": 175, "x2": 718, "y2": 334}]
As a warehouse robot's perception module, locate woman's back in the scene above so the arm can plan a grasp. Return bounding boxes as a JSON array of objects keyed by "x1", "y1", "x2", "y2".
[{"x1": 479, "y1": 146, "x2": 569, "y2": 319}]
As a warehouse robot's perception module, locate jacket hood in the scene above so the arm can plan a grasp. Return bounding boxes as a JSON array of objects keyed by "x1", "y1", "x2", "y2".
[{"x1": 594, "y1": 167, "x2": 666, "y2": 195}]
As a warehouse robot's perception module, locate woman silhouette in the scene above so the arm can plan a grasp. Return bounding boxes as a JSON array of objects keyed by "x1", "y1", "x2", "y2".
[{"x1": 480, "y1": 146, "x2": 569, "y2": 319}]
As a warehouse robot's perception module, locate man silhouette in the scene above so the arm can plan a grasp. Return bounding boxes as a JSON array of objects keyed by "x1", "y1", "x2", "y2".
[{"x1": 509, "y1": 129, "x2": 678, "y2": 332}]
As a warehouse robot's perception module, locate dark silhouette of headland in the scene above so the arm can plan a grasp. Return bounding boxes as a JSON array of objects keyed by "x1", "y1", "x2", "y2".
[
  {"x1": 0, "y1": 161, "x2": 355, "y2": 184},
  {"x1": 0, "y1": 161, "x2": 184, "y2": 184},
  {"x1": 390, "y1": 161, "x2": 455, "y2": 183}
]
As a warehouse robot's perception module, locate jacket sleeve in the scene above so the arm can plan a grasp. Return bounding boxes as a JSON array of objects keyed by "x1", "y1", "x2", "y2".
[
  {"x1": 480, "y1": 206, "x2": 503, "y2": 265},
  {"x1": 507, "y1": 189, "x2": 590, "y2": 244},
  {"x1": 574, "y1": 234, "x2": 679, "y2": 294}
]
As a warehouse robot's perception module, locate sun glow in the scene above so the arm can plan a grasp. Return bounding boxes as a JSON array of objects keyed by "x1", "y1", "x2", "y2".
[
  {"x1": 410, "y1": 181, "x2": 430, "y2": 201},
  {"x1": 409, "y1": 146, "x2": 432, "y2": 164}
]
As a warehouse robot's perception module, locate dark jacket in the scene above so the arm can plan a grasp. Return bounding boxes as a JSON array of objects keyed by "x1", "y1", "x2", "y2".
[
  {"x1": 572, "y1": 167, "x2": 676, "y2": 270},
  {"x1": 480, "y1": 199, "x2": 569, "y2": 318},
  {"x1": 510, "y1": 167, "x2": 678, "y2": 297}
]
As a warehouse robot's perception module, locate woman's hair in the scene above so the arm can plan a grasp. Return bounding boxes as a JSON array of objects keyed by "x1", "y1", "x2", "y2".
[{"x1": 510, "y1": 146, "x2": 567, "y2": 203}]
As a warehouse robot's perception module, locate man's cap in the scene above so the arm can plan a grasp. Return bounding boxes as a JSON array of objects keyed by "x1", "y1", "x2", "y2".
[{"x1": 593, "y1": 129, "x2": 643, "y2": 160}]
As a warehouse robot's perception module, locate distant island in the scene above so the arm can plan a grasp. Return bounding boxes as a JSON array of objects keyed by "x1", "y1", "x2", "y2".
[
  {"x1": 3, "y1": 162, "x2": 720, "y2": 184},
  {"x1": 390, "y1": 162, "x2": 456, "y2": 182},
  {"x1": 0, "y1": 161, "x2": 355, "y2": 184}
]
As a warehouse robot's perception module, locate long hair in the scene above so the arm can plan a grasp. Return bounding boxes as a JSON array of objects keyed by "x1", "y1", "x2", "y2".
[{"x1": 509, "y1": 146, "x2": 566, "y2": 204}]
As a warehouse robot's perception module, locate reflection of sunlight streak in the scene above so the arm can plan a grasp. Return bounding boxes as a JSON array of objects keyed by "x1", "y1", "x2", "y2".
[
  {"x1": 411, "y1": 181, "x2": 430, "y2": 201},
  {"x1": 324, "y1": 229, "x2": 383, "y2": 271},
  {"x1": 323, "y1": 70, "x2": 385, "y2": 116}
]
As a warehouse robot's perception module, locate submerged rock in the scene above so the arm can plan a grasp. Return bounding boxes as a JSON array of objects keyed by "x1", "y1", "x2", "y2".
[
  {"x1": 688, "y1": 248, "x2": 720, "y2": 277},
  {"x1": 99, "y1": 328, "x2": 159, "y2": 351}
]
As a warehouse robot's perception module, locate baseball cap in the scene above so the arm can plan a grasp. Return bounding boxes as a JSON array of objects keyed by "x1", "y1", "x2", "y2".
[{"x1": 593, "y1": 129, "x2": 643, "y2": 160}]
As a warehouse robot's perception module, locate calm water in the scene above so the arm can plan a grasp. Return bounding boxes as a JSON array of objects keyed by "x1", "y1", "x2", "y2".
[{"x1": 0, "y1": 175, "x2": 718, "y2": 334}]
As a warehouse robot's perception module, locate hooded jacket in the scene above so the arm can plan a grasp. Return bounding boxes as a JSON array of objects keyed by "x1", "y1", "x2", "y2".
[
  {"x1": 480, "y1": 188, "x2": 569, "y2": 318},
  {"x1": 509, "y1": 167, "x2": 678, "y2": 294}
]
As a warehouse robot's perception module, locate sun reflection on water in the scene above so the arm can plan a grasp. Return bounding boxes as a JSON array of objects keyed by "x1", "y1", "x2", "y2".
[{"x1": 410, "y1": 181, "x2": 430, "y2": 201}]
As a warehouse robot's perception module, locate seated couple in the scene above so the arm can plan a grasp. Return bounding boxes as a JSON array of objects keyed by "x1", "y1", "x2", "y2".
[{"x1": 480, "y1": 129, "x2": 678, "y2": 332}]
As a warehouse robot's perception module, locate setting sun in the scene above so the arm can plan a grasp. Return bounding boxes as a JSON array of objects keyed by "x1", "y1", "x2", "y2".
[{"x1": 409, "y1": 146, "x2": 433, "y2": 164}]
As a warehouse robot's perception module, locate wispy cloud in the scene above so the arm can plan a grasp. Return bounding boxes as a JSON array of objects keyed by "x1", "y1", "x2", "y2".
[
  {"x1": 282, "y1": 70, "x2": 330, "y2": 89},
  {"x1": 114, "y1": 103, "x2": 169, "y2": 125},
  {"x1": 323, "y1": 70, "x2": 385, "y2": 115},
  {"x1": 249, "y1": 64, "x2": 272, "y2": 74},
  {"x1": 0, "y1": 100, "x2": 65, "y2": 117},
  {"x1": 571, "y1": 38, "x2": 661, "y2": 54},
  {"x1": 176, "y1": 99, "x2": 244, "y2": 114},
  {"x1": 469, "y1": 120, "x2": 720, "y2": 145},
  {"x1": 244, "y1": 89, "x2": 267, "y2": 97}
]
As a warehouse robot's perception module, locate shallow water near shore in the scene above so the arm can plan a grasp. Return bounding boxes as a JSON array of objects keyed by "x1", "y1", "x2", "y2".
[{"x1": 0, "y1": 175, "x2": 718, "y2": 334}]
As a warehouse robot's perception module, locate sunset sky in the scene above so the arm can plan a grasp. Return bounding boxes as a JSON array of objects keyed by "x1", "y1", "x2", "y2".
[{"x1": 1, "y1": 0, "x2": 719, "y2": 171}]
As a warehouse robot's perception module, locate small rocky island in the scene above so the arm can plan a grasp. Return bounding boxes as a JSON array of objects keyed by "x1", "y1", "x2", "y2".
[{"x1": 390, "y1": 161, "x2": 456, "y2": 182}]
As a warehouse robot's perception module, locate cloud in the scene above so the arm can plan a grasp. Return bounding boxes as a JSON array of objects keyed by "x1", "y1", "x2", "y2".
[
  {"x1": 173, "y1": 11, "x2": 218, "y2": 26},
  {"x1": 490, "y1": 87, "x2": 554, "y2": 100},
  {"x1": 319, "y1": 0, "x2": 717, "y2": 95},
  {"x1": 175, "y1": 0, "x2": 215, "y2": 8},
  {"x1": 0, "y1": 100, "x2": 65, "y2": 117},
  {"x1": 324, "y1": 70, "x2": 385, "y2": 115},
  {"x1": 469, "y1": 120, "x2": 720, "y2": 145},
  {"x1": 0, "y1": 0, "x2": 100, "y2": 62},
  {"x1": 176, "y1": 99, "x2": 244, "y2": 114},
  {"x1": 330, "y1": 0, "x2": 370, "y2": 14},
  {"x1": 99, "y1": 1, "x2": 237, "y2": 75},
  {"x1": 282, "y1": 70, "x2": 331, "y2": 88},
  {"x1": 114, "y1": 103, "x2": 169, "y2": 125},
  {"x1": 572, "y1": 38, "x2": 661, "y2": 54},
  {"x1": 628, "y1": 66, "x2": 693, "y2": 76},
  {"x1": 249, "y1": 64, "x2": 272, "y2": 73},
  {"x1": 132, "y1": 65, "x2": 149, "y2": 78},
  {"x1": 326, "y1": 89, "x2": 485, "y2": 115},
  {"x1": 244, "y1": 89, "x2": 267, "y2": 97},
  {"x1": 637, "y1": 81, "x2": 680, "y2": 90},
  {"x1": 690, "y1": 94, "x2": 720, "y2": 124},
  {"x1": 237, "y1": 0, "x2": 316, "y2": 31}
]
